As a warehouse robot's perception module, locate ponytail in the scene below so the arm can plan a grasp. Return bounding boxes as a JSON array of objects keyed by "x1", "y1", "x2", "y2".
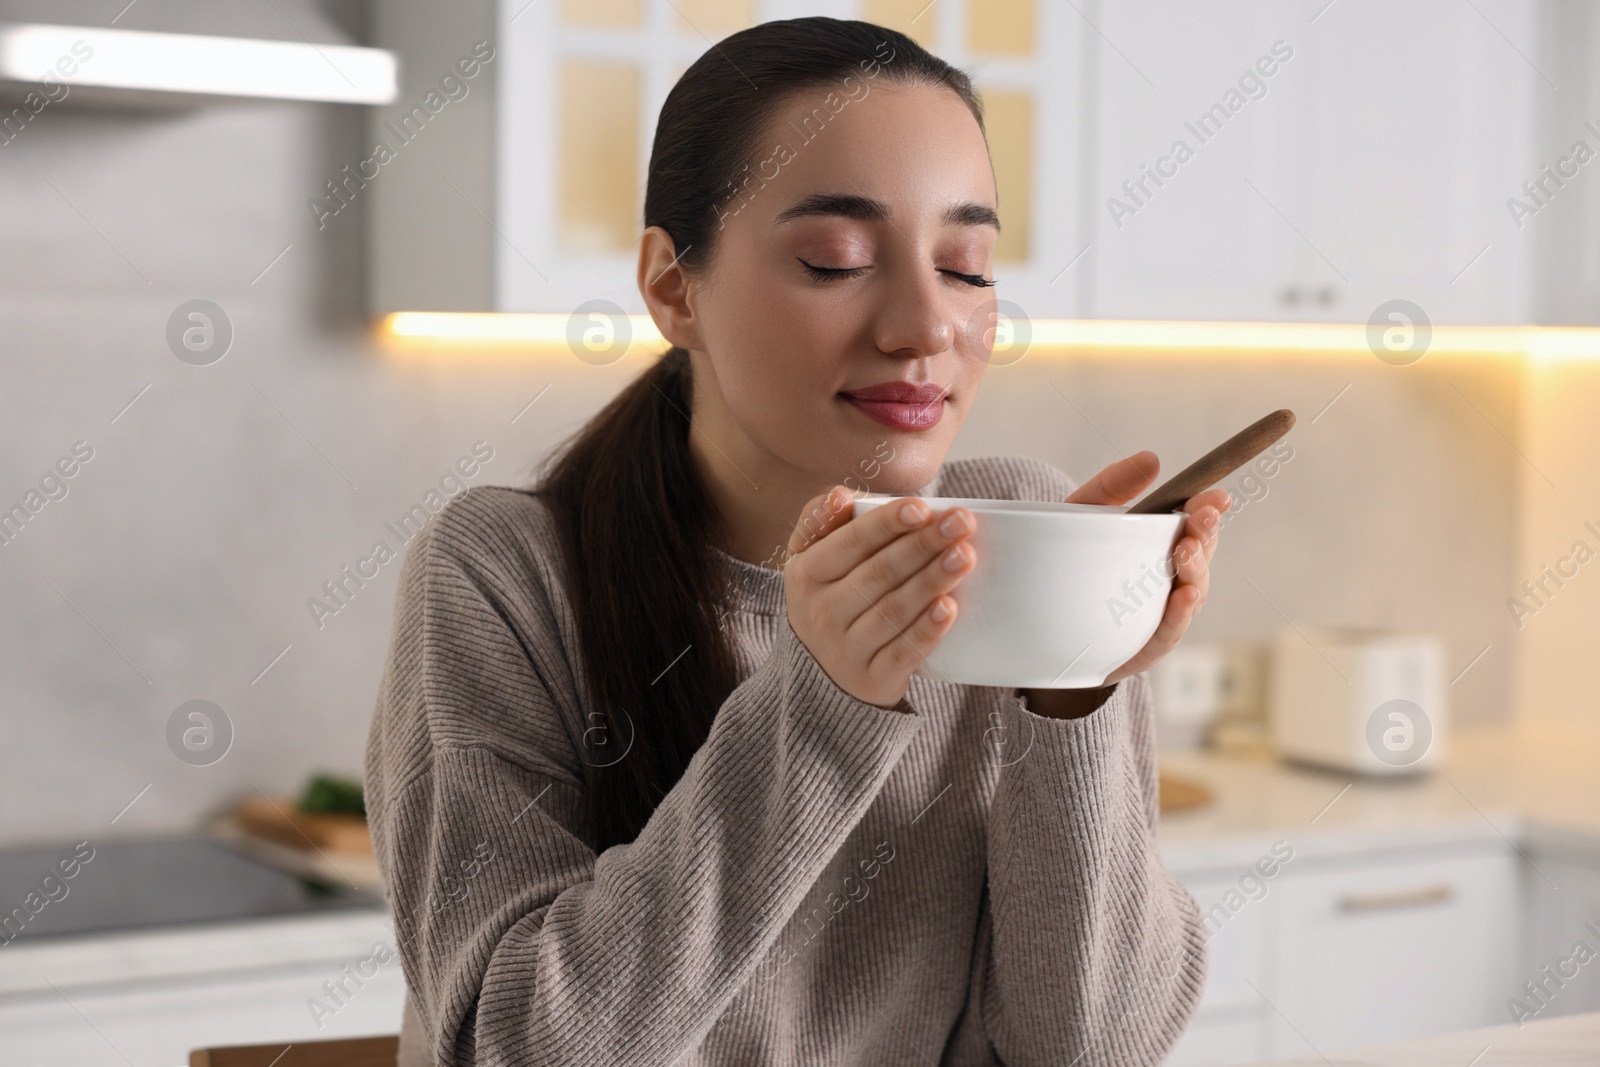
[{"x1": 534, "y1": 346, "x2": 740, "y2": 849}]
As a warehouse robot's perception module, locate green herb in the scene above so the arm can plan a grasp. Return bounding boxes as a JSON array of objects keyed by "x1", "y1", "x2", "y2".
[{"x1": 297, "y1": 773, "x2": 366, "y2": 816}]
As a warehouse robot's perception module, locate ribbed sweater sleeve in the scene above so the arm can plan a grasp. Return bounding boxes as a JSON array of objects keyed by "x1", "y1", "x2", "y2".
[
  {"x1": 972, "y1": 459, "x2": 1207, "y2": 1065},
  {"x1": 364, "y1": 492, "x2": 925, "y2": 1067},
  {"x1": 980, "y1": 678, "x2": 1207, "y2": 1064}
]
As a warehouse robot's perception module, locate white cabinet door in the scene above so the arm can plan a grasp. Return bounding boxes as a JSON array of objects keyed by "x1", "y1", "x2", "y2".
[
  {"x1": 1258, "y1": 0, "x2": 1535, "y2": 325},
  {"x1": 1521, "y1": 842, "x2": 1600, "y2": 1020},
  {"x1": 1089, "y1": 0, "x2": 1298, "y2": 323},
  {"x1": 1266, "y1": 844, "x2": 1518, "y2": 1059},
  {"x1": 1164, "y1": 867, "x2": 1276, "y2": 1066},
  {"x1": 1178, "y1": 869, "x2": 1272, "y2": 1016},
  {"x1": 1088, "y1": 0, "x2": 1534, "y2": 324}
]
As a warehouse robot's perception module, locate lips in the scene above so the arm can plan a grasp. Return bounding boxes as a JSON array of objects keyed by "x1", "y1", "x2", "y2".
[
  {"x1": 839, "y1": 380, "x2": 949, "y2": 431},
  {"x1": 840, "y1": 381, "x2": 949, "y2": 404}
]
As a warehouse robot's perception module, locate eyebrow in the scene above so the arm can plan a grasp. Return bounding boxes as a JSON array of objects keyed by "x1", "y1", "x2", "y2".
[
  {"x1": 945, "y1": 200, "x2": 1003, "y2": 231},
  {"x1": 772, "y1": 192, "x2": 1001, "y2": 232}
]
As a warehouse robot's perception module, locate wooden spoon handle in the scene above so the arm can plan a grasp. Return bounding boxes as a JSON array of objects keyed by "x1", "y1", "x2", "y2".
[{"x1": 1125, "y1": 408, "x2": 1297, "y2": 515}]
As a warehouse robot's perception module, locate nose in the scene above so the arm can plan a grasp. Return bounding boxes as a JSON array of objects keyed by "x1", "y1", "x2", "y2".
[{"x1": 871, "y1": 259, "x2": 954, "y2": 358}]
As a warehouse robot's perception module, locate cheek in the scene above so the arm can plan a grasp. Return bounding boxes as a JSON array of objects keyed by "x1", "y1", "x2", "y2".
[
  {"x1": 942, "y1": 311, "x2": 993, "y2": 414},
  {"x1": 741, "y1": 286, "x2": 859, "y2": 356},
  {"x1": 702, "y1": 247, "x2": 861, "y2": 399},
  {"x1": 957, "y1": 296, "x2": 1004, "y2": 357}
]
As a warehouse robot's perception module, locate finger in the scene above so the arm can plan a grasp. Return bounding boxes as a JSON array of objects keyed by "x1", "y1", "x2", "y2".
[
  {"x1": 834, "y1": 506, "x2": 974, "y2": 620},
  {"x1": 1173, "y1": 535, "x2": 1210, "y2": 602},
  {"x1": 1182, "y1": 489, "x2": 1229, "y2": 563},
  {"x1": 1108, "y1": 583, "x2": 1198, "y2": 685},
  {"x1": 1150, "y1": 581, "x2": 1201, "y2": 652},
  {"x1": 787, "y1": 486, "x2": 859, "y2": 556},
  {"x1": 868, "y1": 591, "x2": 961, "y2": 677},
  {"x1": 1181, "y1": 490, "x2": 1229, "y2": 523},
  {"x1": 1184, "y1": 487, "x2": 1232, "y2": 518},
  {"x1": 1181, "y1": 506, "x2": 1222, "y2": 566},
  {"x1": 1146, "y1": 575, "x2": 1204, "y2": 658},
  {"x1": 802, "y1": 496, "x2": 948, "y2": 584},
  {"x1": 1065, "y1": 451, "x2": 1160, "y2": 505},
  {"x1": 848, "y1": 531, "x2": 977, "y2": 650}
]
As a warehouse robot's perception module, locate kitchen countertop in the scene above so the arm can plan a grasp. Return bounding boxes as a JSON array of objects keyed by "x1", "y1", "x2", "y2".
[
  {"x1": 0, "y1": 908, "x2": 395, "y2": 997},
  {"x1": 1154, "y1": 717, "x2": 1600, "y2": 871},
  {"x1": 1250, "y1": 1008, "x2": 1600, "y2": 1065}
]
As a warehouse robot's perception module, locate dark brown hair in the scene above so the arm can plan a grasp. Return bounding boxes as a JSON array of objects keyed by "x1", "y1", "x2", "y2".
[{"x1": 534, "y1": 17, "x2": 985, "y2": 851}]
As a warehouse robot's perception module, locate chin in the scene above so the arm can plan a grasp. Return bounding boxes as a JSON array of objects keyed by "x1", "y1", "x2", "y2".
[{"x1": 856, "y1": 442, "x2": 948, "y2": 495}]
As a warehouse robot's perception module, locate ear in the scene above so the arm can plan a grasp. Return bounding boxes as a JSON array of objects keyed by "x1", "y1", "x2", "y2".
[{"x1": 638, "y1": 226, "x2": 705, "y2": 351}]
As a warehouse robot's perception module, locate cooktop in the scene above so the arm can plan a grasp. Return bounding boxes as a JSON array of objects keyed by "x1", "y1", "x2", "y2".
[{"x1": 0, "y1": 835, "x2": 382, "y2": 944}]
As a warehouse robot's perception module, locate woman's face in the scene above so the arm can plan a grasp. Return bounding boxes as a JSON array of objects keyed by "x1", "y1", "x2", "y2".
[{"x1": 683, "y1": 81, "x2": 999, "y2": 495}]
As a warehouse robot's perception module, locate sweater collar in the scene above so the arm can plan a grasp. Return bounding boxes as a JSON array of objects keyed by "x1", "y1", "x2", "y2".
[{"x1": 713, "y1": 465, "x2": 946, "y2": 616}]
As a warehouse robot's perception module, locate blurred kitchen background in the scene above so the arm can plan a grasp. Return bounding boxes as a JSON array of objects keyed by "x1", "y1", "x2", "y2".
[{"x1": 2, "y1": 1, "x2": 1599, "y2": 1065}]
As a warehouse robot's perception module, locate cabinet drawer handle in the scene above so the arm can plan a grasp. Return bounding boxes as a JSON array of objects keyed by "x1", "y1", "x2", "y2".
[{"x1": 1337, "y1": 884, "x2": 1454, "y2": 912}]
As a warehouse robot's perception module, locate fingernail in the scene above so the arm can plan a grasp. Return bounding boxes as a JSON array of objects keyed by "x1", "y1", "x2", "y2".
[
  {"x1": 899, "y1": 500, "x2": 929, "y2": 525},
  {"x1": 930, "y1": 598, "x2": 951, "y2": 622},
  {"x1": 940, "y1": 509, "x2": 972, "y2": 538},
  {"x1": 942, "y1": 544, "x2": 969, "y2": 571}
]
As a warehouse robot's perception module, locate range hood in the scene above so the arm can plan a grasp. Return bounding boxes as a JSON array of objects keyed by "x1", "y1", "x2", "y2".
[{"x1": 0, "y1": 0, "x2": 396, "y2": 106}]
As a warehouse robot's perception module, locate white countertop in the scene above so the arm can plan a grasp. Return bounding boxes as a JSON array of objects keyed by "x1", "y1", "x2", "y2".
[
  {"x1": 1250, "y1": 1008, "x2": 1600, "y2": 1065},
  {"x1": 0, "y1": 908, "x2": 395, "y2": 997},
  {"x1": 1155, "y1": 717, "x2": 1600, "y2": 871}
]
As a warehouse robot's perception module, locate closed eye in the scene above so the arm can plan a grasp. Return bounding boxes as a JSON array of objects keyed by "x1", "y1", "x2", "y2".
[
  {"x1": 798, "y1": 258, "x2": 996, "y2": 288},
  {"x1": 942, "y1": 269, "x2": 996, "y2": 288},
  {"x1": 798, "y1": 258, "x2": 867, "y2": 282}
]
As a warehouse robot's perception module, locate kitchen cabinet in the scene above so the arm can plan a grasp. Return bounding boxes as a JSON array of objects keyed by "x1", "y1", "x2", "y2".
[
  {"x1": 1521, "y1": 828, "x2": 1600, "y2": 1020},
  {"x1": 368, "y1": 0, "x2": 1550, "y2": 324},
  {"x1": 1087, "y1": 0, "x2": 1537, "y2": 324},
  {"x1": 368, "y1": 0, "x2": 1086, "y2": 318},
  {"x1": 1267, "y1": 843, "x2": 1519, "y2": 1054},
  {"x1": 1162, "y1": 868, "x2": 1272, "y2": 1066},
  {"x1": 1084, "y1": 1, "x2": 1293, "y2": 324},
  {"x1": 1166, "y1": 840, "x2": 1520, "y2": 1065}
]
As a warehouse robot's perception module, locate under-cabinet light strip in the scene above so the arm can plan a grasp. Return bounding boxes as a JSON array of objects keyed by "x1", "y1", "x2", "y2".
[{"x1": 378, "y1": 313, "x2": 1600, "y2": 362}]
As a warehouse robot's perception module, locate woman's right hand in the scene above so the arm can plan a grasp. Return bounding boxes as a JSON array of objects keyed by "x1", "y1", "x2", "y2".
[{"x1": 782, "y1": 487, "x2": 978, "y2": 709}]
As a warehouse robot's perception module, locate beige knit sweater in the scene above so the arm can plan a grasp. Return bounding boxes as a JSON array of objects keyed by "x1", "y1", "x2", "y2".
[{"x1": 364, "y1": 454, "x2": 1206, "y2": 1067}]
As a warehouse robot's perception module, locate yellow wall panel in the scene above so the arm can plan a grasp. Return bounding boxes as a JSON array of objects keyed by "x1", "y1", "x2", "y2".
[
  {"x1": 861, "y1": 0, "x2": 936, "y2": 47},
  {"x1": 560, "y1": 60, "x2": 641, "y2": 254},
  {"x1": 968, "y1": 0, "x2": 1034, "y2": 56},
  {"x1": 674, "y1": 0, "x2": 755, "y2": 36},
  {"x1": 560, "y1": 0, "x2": 641, "y2": 28},
  {"x1": 981, "y1": 88, "x2": 1032, "y2": 262}
]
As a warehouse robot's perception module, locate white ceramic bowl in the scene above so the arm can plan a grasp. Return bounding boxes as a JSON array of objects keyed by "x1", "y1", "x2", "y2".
[{"x1": 851, "y1": 495, "x2": 1187, "y2": 688}]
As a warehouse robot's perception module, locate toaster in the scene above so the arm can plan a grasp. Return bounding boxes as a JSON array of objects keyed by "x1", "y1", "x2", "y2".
[{"x1": 1268, "y1": 626, "x2": 1447, "y2": 776}]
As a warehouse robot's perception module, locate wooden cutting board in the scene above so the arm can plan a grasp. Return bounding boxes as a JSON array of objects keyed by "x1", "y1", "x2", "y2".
[
  {"x1": 191, "y1": 1035, "x2": 397, "y2": 1066},
  {"x1": 233, "y1": 795, "x2": 373, "y2": 854},
  {"x1": 1158, "y1": 772, "x2": 1213, "y2": 814}
]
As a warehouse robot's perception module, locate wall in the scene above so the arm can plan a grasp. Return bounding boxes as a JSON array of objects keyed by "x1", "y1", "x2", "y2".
[
  {"x1": 0, "y1": 30, "x2": 1525, "y2": 850},
  {"x1": 0, "y1": 90, "x2": 633, "y2": 846},
  {"x1": 1514, "y1": 360, "x2": 1600, "y2": 731}
]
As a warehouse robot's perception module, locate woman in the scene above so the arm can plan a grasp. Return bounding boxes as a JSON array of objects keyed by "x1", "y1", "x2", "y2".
[{"x1": 366, "y1": 17, "x2": 1226, "y2": 1066}]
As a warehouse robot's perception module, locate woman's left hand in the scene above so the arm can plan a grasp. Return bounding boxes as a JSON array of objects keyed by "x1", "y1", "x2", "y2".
[
  {"x1": 1065, "y1": 451, "x2": 1230, "y2": 686},
  {"x1": 1016, "y1": 452, "x2": 1232, "y2": 719}
]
